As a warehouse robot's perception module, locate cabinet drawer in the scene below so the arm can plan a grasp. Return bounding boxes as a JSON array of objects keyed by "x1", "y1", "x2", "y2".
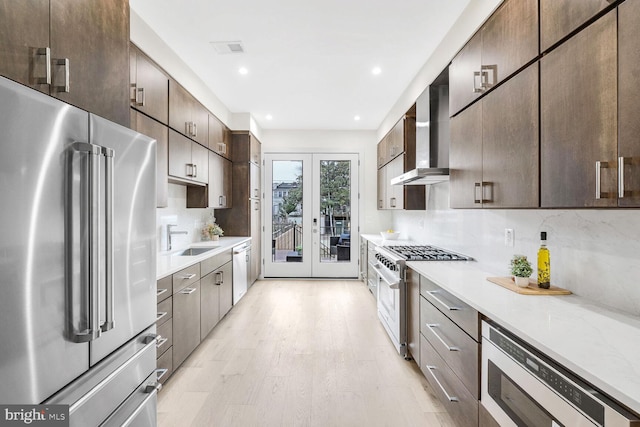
[
  {"x1": 172, "y1": 263, "x2": 200, "y2": 293},
  {"x1": 156, "y1": 298, "x2": 172, "y2": 326},
  {"x1": 420, "y1": 276, "x2": 479, "y2": 341},
  {"x1": 200, "y1": 250, "x2": 232, "y2": 277},
  {"x1": 156, "y1": 317, "x2": 173, "y2": 357},
  {"x1": 157, "y1": 276, "x2": 172, "y2": 303},
  {"x1": 156, "y1": 346, "x2": 173, "y2": 385},
  {"x1": 420, "y1": 296, "x2": 479, "y2": 398},
  {"x1": 420, "y1": 335, "x2": 478, "y2": 427}
]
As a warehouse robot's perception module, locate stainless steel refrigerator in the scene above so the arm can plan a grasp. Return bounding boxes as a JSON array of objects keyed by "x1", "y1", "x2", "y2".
[{"x1": 0, "y1": 76, "x2": 159, "y2": 426}]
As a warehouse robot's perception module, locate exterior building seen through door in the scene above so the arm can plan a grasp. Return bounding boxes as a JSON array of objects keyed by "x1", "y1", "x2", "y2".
[{"x1": 264, "y1": 153, "x2": 359, "y2": 278}]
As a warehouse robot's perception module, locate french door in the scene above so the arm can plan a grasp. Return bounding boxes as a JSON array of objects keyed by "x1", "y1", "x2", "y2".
[{"x1": 263, "y1": 153, "x2": 359, "y2": 278}]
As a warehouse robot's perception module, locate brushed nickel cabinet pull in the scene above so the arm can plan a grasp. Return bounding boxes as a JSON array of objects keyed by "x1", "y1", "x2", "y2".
[
  {"x1": 425, "y1": 365, "x2": 459, "y2": 402},
  {"x1": 34, "y1": 47, "x2": 51, "y2": 84},
  {"x1": 596, "y1": 161, "x2": 609, "y2": 199},
  {"x1": 474, "y1": 182, "x2": 482, "y2": 204},
  {"x1": 136, "y1": 87, "x2": 145, "y2": 107},
  {"x1": 54, "y1": 58, "x2": 70, "y2": 92},
  {"x1": 618, "y1": 157, "x2": 632, "y2": 198}
]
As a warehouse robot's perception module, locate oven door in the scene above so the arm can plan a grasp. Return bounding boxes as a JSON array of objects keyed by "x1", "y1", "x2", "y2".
[
  {"x1": 482, "y1": 337, "x2": 595, "y2": 427},
  {"x1": 375, "y1": 267, "x2": 405, "y2": 356}
]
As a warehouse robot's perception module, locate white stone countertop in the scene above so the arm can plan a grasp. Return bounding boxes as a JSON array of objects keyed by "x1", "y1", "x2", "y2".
[
  {"x1": 156, "y1": 236, "x2": 251, "y2": 279},
  {"x1": 406, "y1": 260, "x2": 640, "y2": 414},
  {"x1": 360, "y1": 233, "x2": 414, "y2": 246}
]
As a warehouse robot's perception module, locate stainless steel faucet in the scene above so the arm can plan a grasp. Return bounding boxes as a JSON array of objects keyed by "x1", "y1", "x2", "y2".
[{"x1": 167, "y1": 224, "x2": 188, "y2": 251}]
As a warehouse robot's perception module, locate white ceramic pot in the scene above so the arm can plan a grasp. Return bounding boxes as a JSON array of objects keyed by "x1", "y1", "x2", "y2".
[{"x1": 514, "y1": 276, "x2": 530, "y2": 287}]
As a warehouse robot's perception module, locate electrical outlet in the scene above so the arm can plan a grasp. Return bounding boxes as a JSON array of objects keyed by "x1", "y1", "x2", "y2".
[{"x1": 504, "y1": 228, "x2": 515, "y2": 247}]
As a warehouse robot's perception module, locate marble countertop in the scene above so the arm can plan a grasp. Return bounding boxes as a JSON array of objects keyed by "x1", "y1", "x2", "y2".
[
  {"x1": 156, "y1": 236, "x2": 251, "y2": 279},
  {"x1": 406, "y1": 260, "x2": 640, "y2": 414}
]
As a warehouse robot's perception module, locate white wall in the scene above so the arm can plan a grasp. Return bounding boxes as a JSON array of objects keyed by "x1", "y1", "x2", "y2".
[
  {"x1": 391, "y1": 184, "x2": 640, "y2": 317},
  {"x1": 260, "y1": 130, "x2": 391, "y2": 234},
  {"x1": 156, "y1": 184, "x2": 215, "y2": 252}
]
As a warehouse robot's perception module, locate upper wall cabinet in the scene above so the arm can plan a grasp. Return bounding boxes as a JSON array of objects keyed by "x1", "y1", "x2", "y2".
[
  {"x1": 450, "y1": 63, "x2": 539, "y2": 209},
  {"x1": 540, "y1": 0, "x2": 615, "y2": 52},
  {"x1": 618, "y1": 0, "x2": 640, "y2": 207},
  {"x1": 169, "y1": 80, "x2": 208, "y2": 147},
  {"x1": 0, "y1": 0, "x2": 130, "y2": 127},
  {"x1": 208, "y1": 114, "x2": 232, "y2": 160},
  {"x1": 168, "y1": 129, "x2": 209, "y2": 185},
  {"x1": 130, "y1": 44, "x2": 169, "y2": 125},
  {"x1": 449, "y1": 0, "x2": 538, "y2": 116},
  {"x1": 131, "y1": 110, "x2": 169, "y2": 208},
  {"x1": 541, "y1": 10, "x2": 617, "y2": 208}
]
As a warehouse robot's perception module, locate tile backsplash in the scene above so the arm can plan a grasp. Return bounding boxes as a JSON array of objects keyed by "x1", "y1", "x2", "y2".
[
  {"x1": 391, "y1": 183, "x2": 640, "y2": 316},
  {"x1": 156, "y1": 183, "x2": 214, "y2": 252}
]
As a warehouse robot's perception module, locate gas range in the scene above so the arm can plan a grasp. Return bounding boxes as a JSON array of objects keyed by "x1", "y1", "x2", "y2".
[{"x1": 385, "y1": 245, "x2": 473, "y2": 261}]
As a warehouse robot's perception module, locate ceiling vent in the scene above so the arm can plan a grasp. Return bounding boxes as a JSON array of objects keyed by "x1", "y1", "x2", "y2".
[{"x1": 210, "y1": 41, "x2": 245, "y2": 54}]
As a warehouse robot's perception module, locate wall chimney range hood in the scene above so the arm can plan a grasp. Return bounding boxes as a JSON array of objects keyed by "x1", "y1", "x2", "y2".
[{"x1": 392, "y1": 67, "x2": 450, "y2": 186}]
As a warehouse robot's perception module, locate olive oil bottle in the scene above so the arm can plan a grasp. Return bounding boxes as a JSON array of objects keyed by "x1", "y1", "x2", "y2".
[{"x1": 537, "y1": 232, "x2": 550, "y2": 289}]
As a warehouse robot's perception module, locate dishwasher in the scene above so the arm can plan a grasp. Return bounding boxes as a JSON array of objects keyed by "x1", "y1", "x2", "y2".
[{"x1": 232, "y1": 242, "x2": 251, "y2": 304}]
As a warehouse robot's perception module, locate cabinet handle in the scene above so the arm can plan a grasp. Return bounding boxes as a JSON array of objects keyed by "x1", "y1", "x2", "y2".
[
  {"x1": 390, "y1": 197, "x2": 397, "y2": 208},
  {"x1": 185, "y1": 163, "x2": 193, "y2": 177},
  {"x1": 156, "y1": 336, "x2": 168, "y2": 349},
  {"x1": 180, "y1": 287, "x2": 197, "y2": 295},
  {"x1": 618, "y1": 157, "x2": 632, "y2": 198},
  {"x1": 474, "y1": 183, "x2": 482, "y2": 204},
  {"x1": 54, "y1": 58, "x2": 70, "y2": 92},
  {"x1": 136, "y1": 87, "x2": 145, "y2": 107},
  {"x1": 596, "y1": 161, "x2": 609, "y2": 199},
  {"x1": 186, "y1": 122, "x2": 191, "y2": 136},
  {"x1": 481, "y1": 181, "x2": 492, "y2": 203},
  {"x1": 215, "y1": 271, "x2": 223, "y2": 285},
  {"x1": 254, "y1": 201, "x2": 259, "y2": 211},
  {"x1": 34, "y1": 47, "x2": 51, "y2": 85},
  {"x1": 378, "y1": 200, "x2": 383, "y2": 209},
  {"x1": 156, "y1": 368, "x2": 169, "y2": 382},
  {"x1": 473, "y1": 71, "x2": 484, "y2": 93},
  {"x1": 157, "y1": 288, "x2": 168, "y2": 297},
  {"x1": 481, "y1": 65, "x2": 496, "y2": 89},
  {"x1": 193, "y1": 164, "x2": 197, "y2": 178},
  {"x1": 177, "y1": 273, "x2": 196, "y2": 280},
  {"x1": 219, "y1": 195, "x2": 223, "y2": 206},
  {"x1": 425, "y1": 365, "x2": 459, "y2": 402},
  {"x1": 426, "y1": 290, "x2": 461, "y2": 311},
  {"x1": 222, "y1": 195, "x2": 227, "y2": 206},
  {"x1": 156, "y1": 311, "x2": 168, "y2": 322},
  {"x1": 426, "y1": 324, "x2": 459, "y2": 352},
  {"x1": 193, "y1": 123, "x2": 197, "y2": 137}
]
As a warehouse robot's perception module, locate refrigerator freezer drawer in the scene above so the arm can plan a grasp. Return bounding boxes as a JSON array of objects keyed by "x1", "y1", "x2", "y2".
[
  {"x1": 101, "y1": 371, "x2": 159, "y2": 427},
  {"x1": 46, "y1": 325, "x2": 157, "y2": 427}
]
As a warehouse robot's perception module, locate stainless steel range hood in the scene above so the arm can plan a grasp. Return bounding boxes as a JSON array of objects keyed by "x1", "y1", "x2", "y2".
[{"x1": 392, "y1": 68, "x2": 450, "y2": 186}]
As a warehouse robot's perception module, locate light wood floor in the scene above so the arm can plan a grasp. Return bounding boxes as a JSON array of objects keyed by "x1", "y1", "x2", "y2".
[{"x1": 158, "y1": 279, "x2": 455, "y2": 427}]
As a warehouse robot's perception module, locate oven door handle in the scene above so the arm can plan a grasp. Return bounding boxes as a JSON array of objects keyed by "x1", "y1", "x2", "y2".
[{"x1": 371, "y1": 263, "x2": 400, "y2": 289}]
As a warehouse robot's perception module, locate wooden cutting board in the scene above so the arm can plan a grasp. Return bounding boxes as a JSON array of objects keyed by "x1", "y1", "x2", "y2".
[{"x1": 486, "y1": 277, "x2": 572, "y2": 295}]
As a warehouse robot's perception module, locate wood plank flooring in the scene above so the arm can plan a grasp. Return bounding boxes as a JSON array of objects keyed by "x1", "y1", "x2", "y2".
[{"x1": 158, "y1": 279, "x2": 455, "y2": 427}]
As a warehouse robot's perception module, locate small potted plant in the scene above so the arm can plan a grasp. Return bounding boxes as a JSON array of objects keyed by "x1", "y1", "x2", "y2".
[
  {"x1": 202, "y1": 220, "x2": 224, "y2": 241},
  {"x1": 510, "y1": 255, "x2": 533, "y2": 287}
]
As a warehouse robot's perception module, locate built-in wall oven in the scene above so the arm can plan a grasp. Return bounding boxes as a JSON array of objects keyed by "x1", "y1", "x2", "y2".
[{"x1": 482, "y1": 321, "x2": 640, "y2": 427}]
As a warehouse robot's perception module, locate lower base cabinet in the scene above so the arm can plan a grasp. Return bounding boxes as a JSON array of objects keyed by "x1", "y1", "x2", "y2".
[
  {"x1": 200, "y1": 259, "x2": 232, "y2": 340},
  {"x1": 172, "y1": 281, "x2": 201, "y2": 369}
]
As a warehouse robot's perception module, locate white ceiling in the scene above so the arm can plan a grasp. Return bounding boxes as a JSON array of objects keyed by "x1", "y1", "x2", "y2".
[{"x1": 130, "y1": 0, "x2": 470, "y2": 130}]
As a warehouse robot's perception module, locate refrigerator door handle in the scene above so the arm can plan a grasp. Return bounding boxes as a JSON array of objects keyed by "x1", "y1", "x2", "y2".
[
  {"x1": 71, "y1": 142, "x2": 103, "y2": 342},
  {"x1": 101, "y1": 146, "x2": 115, "y2": 333}
]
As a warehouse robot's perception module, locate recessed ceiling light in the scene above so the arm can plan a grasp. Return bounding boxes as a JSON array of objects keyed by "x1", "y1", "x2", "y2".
[
  {"x1": 265, "y1": 114, "x2": 273, "y2": 120},
  {"x1": 354, "y1": 115, "x2": 361, "y2": 121},
  {"x1": 372, "y1": 67, "x2": 382, "y2": 75},
  {"x1": 238, "y1": 67, "x2": 248, "y2": 75}
]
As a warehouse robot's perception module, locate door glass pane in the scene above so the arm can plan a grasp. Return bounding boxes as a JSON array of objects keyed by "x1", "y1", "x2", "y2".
[
  {"x1": 271, "y1": 160, "x2": 303, "y2": 263},
  {"x1": 319, "y1": 160, "x2": 351, "y2": 263}
]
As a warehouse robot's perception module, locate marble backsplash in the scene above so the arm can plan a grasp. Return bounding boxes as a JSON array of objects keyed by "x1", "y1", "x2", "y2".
[
  {"x1": 155, "y1": 183, "x2": 215, "y2": 252},
  {"x1": 391, "y1": 182, "x2": 640, "y2": 316}
]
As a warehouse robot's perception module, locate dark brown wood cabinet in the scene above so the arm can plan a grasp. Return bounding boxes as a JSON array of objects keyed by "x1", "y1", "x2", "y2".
[
  {"x1": 208, "y1": 114, "x2": 232, "y2": 160},
  {"x1": 376, "y1": 114, "x2": 426, "y2": 210},
  {"x1": 540, "y1": 0, "x2": 615, "y2": 52},
  {"x1": 449, "y1": 0, "x2": 538, "y2": 117},
  {"x1": 450, "y1": 63, "x2": 538, "y2": 209},
  {"x1": 0, "y1": 0, "x2": 49, "y2": 94},
  {"x1": 131, "y1": 110, "x2": 169, "y2": 207},
  {"x1": 541, "y1": 10, "x2": 617, "y2": 208},
  {"x1": 449, "y1": 33, "x2": 483, "y2": 117},
  {"x1": 0, "y1": 0, "x2": 130, "y2": 127},
  {"x1": 130, "y1": 44, "x2": 169, "y2": 125},
  {"x1": 169, "y1": 79, "x2": 208, "y2": 147},
  {"x1": 617, "y1": 0, "x2": 640, "y2": 207},
  {"x1": 168, "y1": 129, "x2": 209, "y2": 185},
  {"x1": 215, "y1": 132, "x2": 262, "y2": 284}
]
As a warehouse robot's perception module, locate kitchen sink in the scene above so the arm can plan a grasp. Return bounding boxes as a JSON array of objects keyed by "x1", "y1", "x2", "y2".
[{"x1": 175, "y1": 247, "x2": 215, "y2": 256}]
